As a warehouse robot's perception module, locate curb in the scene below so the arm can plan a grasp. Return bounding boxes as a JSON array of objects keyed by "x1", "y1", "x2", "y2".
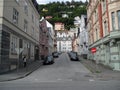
[
  {"x1": 78, "y1": 57, "x2": 102, "y2": 73},
  {"x1": 0, "y1": 61, "x2": 43, "y2": 82}
]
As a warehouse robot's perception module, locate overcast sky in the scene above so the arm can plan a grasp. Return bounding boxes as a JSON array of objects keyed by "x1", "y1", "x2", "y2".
[{"x1": 36, "y1": 0, "x2": 86, "y2": 4}]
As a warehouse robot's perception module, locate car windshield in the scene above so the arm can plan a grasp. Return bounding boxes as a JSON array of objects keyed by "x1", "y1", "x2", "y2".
[{"x1": 47, "y1": 56, "x2": 51, "y2": 61}]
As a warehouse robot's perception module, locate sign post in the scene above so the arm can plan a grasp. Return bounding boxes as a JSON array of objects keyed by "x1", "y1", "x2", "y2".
[
  {"x1": 15, "y1": 48, "x2": 23, "y2": 71},
  {"x1": 91, "y1": 47, "x2": 99, "y2": 72}
]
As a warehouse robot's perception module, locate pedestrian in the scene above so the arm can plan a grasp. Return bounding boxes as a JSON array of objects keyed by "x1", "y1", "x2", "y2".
[{"x1": 23, "y1": 56, "x2": 27, "y2": 67}]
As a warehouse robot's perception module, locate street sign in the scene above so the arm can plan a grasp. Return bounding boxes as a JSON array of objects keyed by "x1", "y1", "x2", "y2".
[
  {"x1": 91, "y1": 48, "x2": 96, "y2": 53},
  {"x1": 15, "y1": 48, "x2": 24, "y2": 55}
]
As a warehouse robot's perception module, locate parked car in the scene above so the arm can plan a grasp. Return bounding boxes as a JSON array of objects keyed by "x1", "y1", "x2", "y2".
[
  {"x1": 52, "y1": 52, "x2": 59, "y2": 58},
  {"x1": 58, "y1": 51, "x2": 62, "y2": 55},
  {"x1": 68, "y1": 51, "x2": 79, "y2": 61},
  {"x1": 43, "y1": 55, "x2": 54, "y2": 65}
]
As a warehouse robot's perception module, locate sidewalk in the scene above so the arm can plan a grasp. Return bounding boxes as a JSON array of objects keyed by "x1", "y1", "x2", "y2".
[
  {"x1": 79, "y1": 56, "x2": 120, "y2": 80},
  {"x1": 0, "y1": 60, "x2": 43, "y2": 82}
]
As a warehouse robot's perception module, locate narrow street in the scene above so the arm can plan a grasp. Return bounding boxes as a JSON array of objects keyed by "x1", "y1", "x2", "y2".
[
  {"x1": 14, "y1": 52, "x2": 91, "y2": 82},
  {"x1": 0, "y1": 53, "x2": 120, "y2": 90}
]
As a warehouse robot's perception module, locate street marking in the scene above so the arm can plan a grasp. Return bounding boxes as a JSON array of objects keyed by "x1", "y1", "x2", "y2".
[
  {"x1": 35, "y1": 79, "x2": 38, "y2": 81},
  {"x1": 89, "y1": 79, "x2": 95, "y2": 82},
  {"x1": 57, "y1": 78, "x2": 62, "y2": 80},
  {"x1": 57, "y1": 78, "x2": 72, "y2": 81}
]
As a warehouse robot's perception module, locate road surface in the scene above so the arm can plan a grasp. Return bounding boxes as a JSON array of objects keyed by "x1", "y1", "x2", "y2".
[{"x1": 0, "y1": 53, "x2": 120, "y2": 90}]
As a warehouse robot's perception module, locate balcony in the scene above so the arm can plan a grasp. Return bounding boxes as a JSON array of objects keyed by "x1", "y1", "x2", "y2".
[{"x1": 109, "y1": 30, "x2": 120, "y2": 39}]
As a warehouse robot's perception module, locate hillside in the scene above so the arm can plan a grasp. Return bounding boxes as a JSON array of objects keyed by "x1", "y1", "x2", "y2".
[{"x1": 38, "y1": 1, "x2": 87, "y2": 30}]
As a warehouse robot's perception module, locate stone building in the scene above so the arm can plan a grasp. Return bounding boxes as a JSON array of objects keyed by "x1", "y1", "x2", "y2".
[
  {"x1": 87, "y1": 0, "x2": 120, "y2": 71},
  {"x1": 0, "y1": 0, "x2": 40, "y2": 73}
]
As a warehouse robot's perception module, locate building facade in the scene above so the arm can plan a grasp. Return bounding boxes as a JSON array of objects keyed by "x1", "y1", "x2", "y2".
[
  {"x1": 0, "y1": 0, "x2": 40, "y2": 73},
  {"x1": 87, "y1": 0, "x2": 120, "y2": 71},
  {"x1": 56, "y1": 31, "x2": 72, "y2": 52},
  {"x1": 39, "y1": 17, "x2": 49, "y2": 60},
  {"x1": 46, "y1": 20, "x2": 55, "y2": 55},
  {"x1": 54, "y1": 22, "x2": 65, "y2": 31},
  {"x1": 78, "y1": 15, "x2": 88, "y2": 58},
  {"x1": 69, "y1": 27, "x2": 79, "y2": 52}
]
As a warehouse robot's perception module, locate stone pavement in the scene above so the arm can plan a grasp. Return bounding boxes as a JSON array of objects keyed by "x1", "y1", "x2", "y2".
[
  {"x1": 79, "y1": 56, "x2": 120, "y2": 80},
  {"x1": 0, "y1": 60, "x2": 43, "y2": 82}
]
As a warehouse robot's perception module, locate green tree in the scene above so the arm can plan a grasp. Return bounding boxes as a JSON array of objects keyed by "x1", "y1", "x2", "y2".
[{"x1": 38, "y1": 1, "x2": 87, "y2": 30}]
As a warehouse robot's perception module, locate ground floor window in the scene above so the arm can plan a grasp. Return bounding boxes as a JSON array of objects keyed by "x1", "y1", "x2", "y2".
[{"x1": 10, "y1": 35, "x2": 18, "y2": 54}]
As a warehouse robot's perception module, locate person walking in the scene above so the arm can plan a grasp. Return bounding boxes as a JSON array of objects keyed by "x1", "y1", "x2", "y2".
[{"x1": 23, "y1": 56, "x2": 27, "y2": 67}]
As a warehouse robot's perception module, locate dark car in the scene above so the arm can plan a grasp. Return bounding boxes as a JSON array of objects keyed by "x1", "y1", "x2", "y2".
[
  {"x1": 58, "y1": 51, "x2": 62, "y2": 55},
  {"x1": 43, "y1": 55, "x2": 54, "y2": 65},
  {"x1": 68, "y1": 51, "x2": 79, "y2": 61},
  {"x1": 52, "y1": 52, "x2": 59, "y2": 58}
]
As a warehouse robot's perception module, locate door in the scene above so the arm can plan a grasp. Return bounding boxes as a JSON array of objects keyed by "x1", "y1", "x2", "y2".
[{"x1": 105, "y1": 44, "x2": 110, "y2": 65}]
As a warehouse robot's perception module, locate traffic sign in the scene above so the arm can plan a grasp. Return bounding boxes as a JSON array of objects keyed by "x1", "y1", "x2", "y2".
[{"x1": 91, "y1": 48, "x2": 96, "y2": 53}]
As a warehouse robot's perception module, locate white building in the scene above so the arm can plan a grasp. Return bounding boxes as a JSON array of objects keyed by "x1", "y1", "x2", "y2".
[
  {"x1": 56, "y1": 31, "x2": 72, "y2": 52},
  {"x1": 46, "y1": 20, "x2": 55, "y2": 55},
  {"x1": 74, "y1": 15, "x2": 88, "y2": 58},
  {"x1": 62, "y1": 14, "x2": 69, "y2": 18}
]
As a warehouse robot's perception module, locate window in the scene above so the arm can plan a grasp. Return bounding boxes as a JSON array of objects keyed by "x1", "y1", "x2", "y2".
[
  {"x1": 15, "y1": 0, "x2": 19, "y2": 3},
  {"x1": 95, "y1": 10, "x2": 98, "y2": 21},
  {"x1": 32, "y1": 14, "x2": 34, "y2": 23},
  {"x1": 32, "y1": 27, "x2": 34, "y2": 36},
  {"x1": 24, "y1": 1, "x2": 28, "y2": 15},
  {"x1": 24, "y1": 20, "x2": 28, "y2": 32},
  {"x1": 96, "y1": 29, "x2": 98, "y2": 40},
  {"x1": 111, "y1": 12, "x2": 115, "y2": 30},
  {"x1": 11, "y1": 36, "x2": 17, "y2": 54},
  {"x1": 102, "y1": 0, "x2": 106, "y2": 13},
  {"x1": 30, "y1": 44, "x2": 34, "y2": 57},
  {"x1": 19, "y1": 39, "x2": 23, "y2": 48},
  {"x1": 24, "y1": 40, "x2": 28, "y2": 49},
  {"x1": 13, "y1": 8, "x2": 19, "y2": 24},
  {"x1": 111, "y1": 0, "x2": 115, "y2": 2},
  {"x1": 16, "y1": 0, "x2": 19, "y2": 2},
  {"x1": 104, "y1": 21, "x2": 108, "y2": 36},
  {"x1": 117, "y1": 10, "x2": 120, "y2": 29}
]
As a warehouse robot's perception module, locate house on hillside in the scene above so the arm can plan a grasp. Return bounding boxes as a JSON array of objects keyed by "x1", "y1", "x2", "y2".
[{"x1": 54, "y1": 22, "x2": 65, "y2": 31}]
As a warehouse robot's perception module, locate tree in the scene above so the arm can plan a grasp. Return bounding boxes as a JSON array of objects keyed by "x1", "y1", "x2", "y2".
[{"x1": 38, "y1": 1, "x2": 87, "y2": 30}]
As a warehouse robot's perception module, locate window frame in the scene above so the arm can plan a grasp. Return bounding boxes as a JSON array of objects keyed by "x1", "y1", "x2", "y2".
[
  {"x1": 13, "y1": 8, "x2": 19, "y2": 24},
  {"x1": 117, "y1": 10, "x2": 120, "y2": 29},
  {"x1": 24, "y1": 19, "x2": 28, "y2": 32},
  {"x1": 111, "y1": 12, "x2": 115, "y2": 30},
  {"x1": 10, "y1": 35, "x2": 18, "y2": 55}
]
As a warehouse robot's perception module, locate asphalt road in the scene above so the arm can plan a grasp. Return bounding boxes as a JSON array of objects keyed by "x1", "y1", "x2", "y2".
[{"x1": 0, "y1": 53, "x2": 120, "y2": 90}]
